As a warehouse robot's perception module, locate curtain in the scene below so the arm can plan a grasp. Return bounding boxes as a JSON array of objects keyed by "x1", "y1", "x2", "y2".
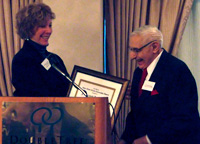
[
  {"x1": 105, "y1": 0, "x2": 193, "y2": 139},
  {"x1": 177, "y1": 0, "x2": 200, "y2": 113},
  {"x1": 0, "y1": 0, "x2": 42, "y2": 96}
]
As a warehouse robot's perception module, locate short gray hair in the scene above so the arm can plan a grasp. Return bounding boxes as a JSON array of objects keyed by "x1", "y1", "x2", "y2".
[{"x1": 130, "y1": 25, "x2": 163, "y2": 47}]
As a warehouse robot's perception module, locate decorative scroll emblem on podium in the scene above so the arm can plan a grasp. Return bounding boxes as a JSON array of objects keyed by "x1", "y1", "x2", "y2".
[{"x1": 30, "y1": 107, "x2": 64, "y2": 133}]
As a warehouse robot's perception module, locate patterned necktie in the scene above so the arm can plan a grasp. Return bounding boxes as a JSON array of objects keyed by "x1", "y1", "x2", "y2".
[{"x1": 138, "y1": 68, "x2": 147, "y2": 96}]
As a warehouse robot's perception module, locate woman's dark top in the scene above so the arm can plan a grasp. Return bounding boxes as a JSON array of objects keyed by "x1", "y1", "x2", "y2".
[{"x1": 12, "y1": 39, "x2": 70, "y2": 97}]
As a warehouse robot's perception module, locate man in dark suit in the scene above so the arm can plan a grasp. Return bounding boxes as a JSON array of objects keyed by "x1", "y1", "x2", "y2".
[{"x1": 118, "y1": 25, "x2": 200, "y2": 144}]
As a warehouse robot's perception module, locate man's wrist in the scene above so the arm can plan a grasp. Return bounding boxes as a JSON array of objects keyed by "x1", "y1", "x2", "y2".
[
  {"x1": 146, "y1": 135, "x2": 152, "y2": 144},
  {"x1": 117, "y1": 139, "x2": 126, "y2": 144}
]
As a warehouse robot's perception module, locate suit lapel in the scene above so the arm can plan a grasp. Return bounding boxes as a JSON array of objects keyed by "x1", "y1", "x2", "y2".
[
  {"x1": 148, "y1": 49, "x2": 169, "y2": 95},
  {"x1": 150, "y1": 50, "x2": 167, "y2": 81},
  {"x1": 138, "y1": 50, "x2": 169, "y2": 98}
]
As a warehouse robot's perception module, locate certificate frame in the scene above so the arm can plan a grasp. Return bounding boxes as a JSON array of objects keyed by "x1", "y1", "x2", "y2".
[{"x1": 67, "y1": 65, "x2": 129, "y2": 129}]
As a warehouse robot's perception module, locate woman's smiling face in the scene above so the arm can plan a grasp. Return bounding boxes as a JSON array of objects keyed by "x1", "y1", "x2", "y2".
[{"x1": 31, "y1": 19, "x2": 52, "y2": 46}]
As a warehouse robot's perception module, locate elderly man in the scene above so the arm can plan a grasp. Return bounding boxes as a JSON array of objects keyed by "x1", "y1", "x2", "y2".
[{"x1": 118, "y1": 25, "x2": 200, "y2": 144}]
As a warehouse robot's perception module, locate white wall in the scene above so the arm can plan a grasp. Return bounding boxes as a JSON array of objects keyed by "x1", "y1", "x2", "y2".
[
  {"x1": 43, "y1": 0, "x2": 103, "y2": 74},
  {"x1": 178, "y1": 0, "x2": 200, "y2": 112}
]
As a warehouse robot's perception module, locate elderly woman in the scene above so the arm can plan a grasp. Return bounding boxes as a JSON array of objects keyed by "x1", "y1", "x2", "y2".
[{"x1": 12, "y1": 3, "x2": 70, "y2": 97}]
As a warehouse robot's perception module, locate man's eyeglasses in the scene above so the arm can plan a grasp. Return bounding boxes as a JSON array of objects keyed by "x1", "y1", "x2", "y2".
[{"x1": 129, "y1": 40, "x2": 157, "y2": 53}]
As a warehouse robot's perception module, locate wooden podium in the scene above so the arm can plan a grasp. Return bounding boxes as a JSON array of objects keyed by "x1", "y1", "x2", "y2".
[{"x1": 1, "y1": 97, "x2": 112, "y2": 144}]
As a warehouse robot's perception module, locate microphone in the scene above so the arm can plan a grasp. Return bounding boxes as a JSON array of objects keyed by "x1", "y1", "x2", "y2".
[
  {"x1": 42, "y1": 54, "x2": 88, "y2": 97},
  {"x1": 51, "y1": 64, "x2": 88, "y2": 97}
]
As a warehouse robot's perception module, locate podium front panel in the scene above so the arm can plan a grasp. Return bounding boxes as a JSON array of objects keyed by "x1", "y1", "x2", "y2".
[{"x1": 1, "y1": 97, "x2": 111, "y2": 144}]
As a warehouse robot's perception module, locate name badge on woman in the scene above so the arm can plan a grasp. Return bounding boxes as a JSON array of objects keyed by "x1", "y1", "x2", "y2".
[{"x1": 41, "y1": 58, "x2": 51, "y2": 70}]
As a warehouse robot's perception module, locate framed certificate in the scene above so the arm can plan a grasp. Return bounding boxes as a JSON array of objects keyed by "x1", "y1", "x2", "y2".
[{"x1": 67, "y1": 65, "x2": 129, "y2": 129}]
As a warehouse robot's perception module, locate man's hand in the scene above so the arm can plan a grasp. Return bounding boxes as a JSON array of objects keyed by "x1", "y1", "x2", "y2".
[
  {"x1": 133, "y1": 136, "x2": 149, "y2": 144},
  {"x1": 117, "y1": 139, "x2": 127, "y2": 144}
]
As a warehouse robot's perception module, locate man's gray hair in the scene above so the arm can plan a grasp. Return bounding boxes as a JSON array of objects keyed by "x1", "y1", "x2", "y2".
[{"x1": 130, "y1": 25, "x2": 163, "y2": 47}]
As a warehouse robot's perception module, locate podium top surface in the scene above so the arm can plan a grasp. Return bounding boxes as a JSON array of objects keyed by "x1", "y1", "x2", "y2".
[{"x1": 0, "y1": 97, "x2": 109, "y2": 103}]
